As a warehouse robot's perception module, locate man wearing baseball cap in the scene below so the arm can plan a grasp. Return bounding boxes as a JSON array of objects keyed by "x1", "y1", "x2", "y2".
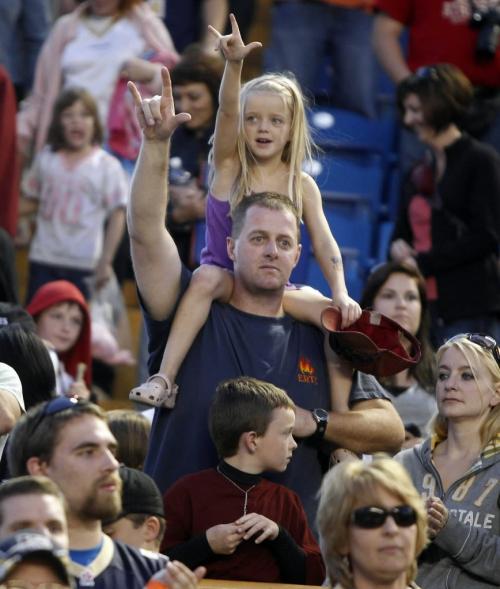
[
  {"x1": 103, "y1": 466, "x2": 167, "y2": 559},
  {"x1": 0, "y1": 530, "x2": 74, "y2": 587}
]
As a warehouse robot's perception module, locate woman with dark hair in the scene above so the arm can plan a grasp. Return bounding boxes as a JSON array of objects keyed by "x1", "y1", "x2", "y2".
[
  {"x1": 0, "y1": 326, "x2": 56, "y2": 479},
  {"x1": 168, "y1": 46, "x2": 224, "y2": 266},
  {"x1": 361, "y1": 262, "x2": 436, "y2": 445},
  {"x1": 0, "y1": 324, "x2": 56, "y2": 410},
  {"x1": 391, "y1": 63, "x2": 500, "y2": 345}
]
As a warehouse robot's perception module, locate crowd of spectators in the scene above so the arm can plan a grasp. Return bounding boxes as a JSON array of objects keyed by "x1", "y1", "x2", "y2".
[{"x1": 0, "y1": 1, "x2": 499, "y2": 589}]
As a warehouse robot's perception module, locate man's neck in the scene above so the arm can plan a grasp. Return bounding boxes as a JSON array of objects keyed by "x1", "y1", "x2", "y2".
[
  {"x1": 229, "y1": 284, "x2": 286, "y2": 318},
  {"x1": 68, "y1": 514, "x2": 104, "y2": 550}
]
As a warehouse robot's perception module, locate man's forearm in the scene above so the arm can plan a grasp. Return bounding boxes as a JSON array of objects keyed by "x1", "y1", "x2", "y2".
[
  {"x1": 325, "y1": 400, "x2": 405, "y2": 454},
  {"x1": 128, "y1": 138, "x2": 170, "y2": 244},
  {"x1": 372, "y1": 15, "x2": 411, "y2": 84},
  {"x1": 201, "y1": 0, "x2": 228, "y2": 49}
]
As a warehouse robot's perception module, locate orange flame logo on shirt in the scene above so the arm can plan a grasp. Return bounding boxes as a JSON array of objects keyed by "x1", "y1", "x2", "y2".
[
  {"x1": 299, "y1": 358, "x2": 315, "y2": 375},
  {"x1": 297, "y1": 357, "x2": 318, "y2": 384}
]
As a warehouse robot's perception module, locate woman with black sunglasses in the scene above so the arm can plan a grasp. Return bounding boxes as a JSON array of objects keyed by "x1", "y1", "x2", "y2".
[
  {"x1": 395, "y1": 333, "x2": 500, "y2": 589},
  {"x1": 391, "y1": 63, "x2": 500, "y2": 347},
  {"x1": 316, "y1": 455, "x2": 428, "y2": 589}
]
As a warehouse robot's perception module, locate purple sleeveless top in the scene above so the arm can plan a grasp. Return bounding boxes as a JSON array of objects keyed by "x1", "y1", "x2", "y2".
[{"x1": 200, "y1": 193, "x2": 234, "y2": 270}]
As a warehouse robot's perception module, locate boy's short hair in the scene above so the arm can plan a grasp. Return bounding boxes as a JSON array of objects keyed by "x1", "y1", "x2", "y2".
[{"x1": 209, "y1": 377, "x2": 295, "y2": 458}]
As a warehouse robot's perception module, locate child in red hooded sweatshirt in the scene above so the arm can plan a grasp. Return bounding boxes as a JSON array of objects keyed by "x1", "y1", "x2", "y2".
[{"x1": 27, "y1": 280, "x2": 92, "y2": 400}]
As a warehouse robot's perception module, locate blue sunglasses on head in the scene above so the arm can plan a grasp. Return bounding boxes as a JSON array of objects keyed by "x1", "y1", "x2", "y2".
[{"x1": 29, "y1": 396, "x2": 81, "y2": 437}]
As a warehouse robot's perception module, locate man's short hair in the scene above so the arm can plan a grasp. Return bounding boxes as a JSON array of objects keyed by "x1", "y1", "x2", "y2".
[
  {"x1": 0, "y1": 476, "x2": 66, "y2": 526},
  {"x1": 209, "y1": 377, "x2": 295, "y2": 458},
  {"x1": 231, "y1": 192, "x2": 301, "y2": 242},
  {"x1": 7, "y1": 399, "x2": 107, "y2": 477}
]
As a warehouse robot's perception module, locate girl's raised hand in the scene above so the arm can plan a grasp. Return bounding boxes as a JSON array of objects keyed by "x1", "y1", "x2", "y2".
[
  {"x1": 208, "y1": 13, "x2": 262, "y2": 62},
  {"x1": 127, "y1": 67, "x2": 191, "y2": 141}
]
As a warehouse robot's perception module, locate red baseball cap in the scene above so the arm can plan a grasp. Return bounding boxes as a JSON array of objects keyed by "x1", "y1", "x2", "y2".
[{"x1": 321, "y1": 307, "x2": 422, "y2": 378}]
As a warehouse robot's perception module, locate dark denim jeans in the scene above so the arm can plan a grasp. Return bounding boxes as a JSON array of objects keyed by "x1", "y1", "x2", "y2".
[
  {"x1": 26, "y1": 261, "x2": 93, "y2": 304},
  {"x1": 264, "y1": 2, "x2": 377, "y2": 117}
]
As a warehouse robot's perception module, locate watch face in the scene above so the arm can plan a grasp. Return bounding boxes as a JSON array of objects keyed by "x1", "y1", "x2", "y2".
[{"x1": 314, "y1": 408, "x2": 329, "y2": 422}]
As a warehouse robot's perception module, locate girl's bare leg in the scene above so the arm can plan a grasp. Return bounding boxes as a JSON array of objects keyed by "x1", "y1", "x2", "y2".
[
  {"x1": 283, "y1": 286, "x2": 331, "y2": 327},
  {"x1": 130, "y1": 265, "x2": 233, "y2": 406}
]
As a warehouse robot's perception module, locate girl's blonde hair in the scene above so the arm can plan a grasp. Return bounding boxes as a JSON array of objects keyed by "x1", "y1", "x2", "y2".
[
  {"x1": 432, "y1": 336, "x2": 500, "y2": 447},
  {"x1": 316, "y1": 455, "x2": 428, "y2": 589},
  {"x1": 232, "y1": 73, "x2": 314, "y2": 218}
]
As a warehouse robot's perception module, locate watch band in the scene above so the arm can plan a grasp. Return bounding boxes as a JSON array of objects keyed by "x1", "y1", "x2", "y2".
[{"x1": 311, "y1": 408, "x2": 328, "y2": 440}]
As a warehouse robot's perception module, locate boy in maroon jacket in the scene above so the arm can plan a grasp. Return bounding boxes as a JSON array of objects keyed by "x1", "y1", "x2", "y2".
[{"x1": 161, "y1": 377, "x2": 325, "y2": 584}]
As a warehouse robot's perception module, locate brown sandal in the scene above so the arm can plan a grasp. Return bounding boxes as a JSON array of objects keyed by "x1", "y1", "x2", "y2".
[{"x1": 129, "y1": 374, "x2": 179, "y2": 409}]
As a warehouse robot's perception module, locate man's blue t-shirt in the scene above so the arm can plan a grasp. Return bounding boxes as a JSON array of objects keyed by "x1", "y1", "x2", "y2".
[{"x1": 143, "y1": 267, "x2": 387, "y2": 525}]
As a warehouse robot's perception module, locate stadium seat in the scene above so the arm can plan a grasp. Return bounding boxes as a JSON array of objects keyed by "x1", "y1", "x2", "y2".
[
  {"x1": 307, "y1": 105, "x2": 398, "y2": 155},
  {"x1": 306, "y1": 151, "x2": 385, "y2": 211}
]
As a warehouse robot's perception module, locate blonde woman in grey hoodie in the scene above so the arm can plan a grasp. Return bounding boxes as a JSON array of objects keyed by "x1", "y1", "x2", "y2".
[{"x1": 396, "y1": 333, "x2": 500, "y2": 589}]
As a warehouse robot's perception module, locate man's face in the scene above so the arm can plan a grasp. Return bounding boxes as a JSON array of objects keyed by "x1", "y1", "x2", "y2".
[
  {"x1": 0, "y1": 494, "x2": 68, "y2": 550},
  {"x1": 40, "y1": 415, "x2": 121, "y2": 524},
  {"x1": 228, "y1": 205, "x2": 301, "y2": 294}
]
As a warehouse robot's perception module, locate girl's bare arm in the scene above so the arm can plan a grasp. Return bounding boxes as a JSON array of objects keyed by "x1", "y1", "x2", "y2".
[
  {"x1": 209, "y1": 14, "x2": 261, "y2": 196},
  {"x1": 302, "y1": 174, "x2": 361, "y2": 327}
]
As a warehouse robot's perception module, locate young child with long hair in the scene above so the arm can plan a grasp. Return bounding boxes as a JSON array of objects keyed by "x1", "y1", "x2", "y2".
[
  {"x1": 131, "y1": 15, "x2": 361, "y2": 410},
  {"x1": 20, "y1": 88, "x2": 128, "y2": 302}
]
